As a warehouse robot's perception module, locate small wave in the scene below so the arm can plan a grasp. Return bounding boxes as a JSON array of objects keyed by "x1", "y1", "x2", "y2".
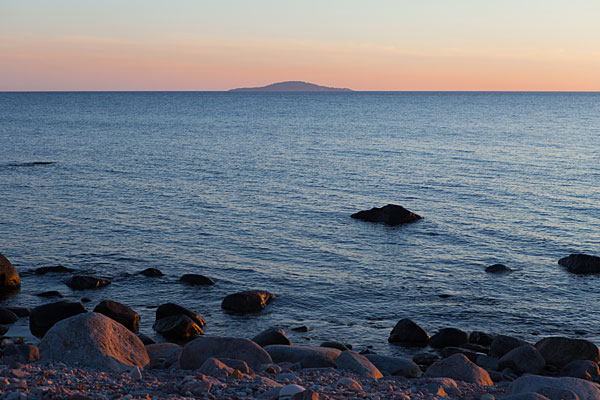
[{"x1": 4, "y1": 161, "x2": 56, "y2": 167}]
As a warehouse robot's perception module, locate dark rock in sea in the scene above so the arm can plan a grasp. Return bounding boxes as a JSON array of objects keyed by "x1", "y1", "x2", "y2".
[
  {"x1": 36, "y1": 291, "x2": 64, "y2": 298},
  {"x1": 535, "y1": 336, "x2": 600, "y2": 369},
  {"x1": 66, "y1": 275, "x2": 111, "y2": 290},
  {"x1": 429, "y1": 327, "x2": 469, "y2": 348},
  {"x1": 489, "y1": 335, "x2": 530, "y2": 358},
  {"x1": 0, "y1": 307, "x2": 19, "y2": 325},
  {"x1": 155, "y1": 303, "x2": 206, "y2": 328},
  {"x1": 180, "y1": 273, "x2": 215, "y2": 286},
  {"x1": 81, "y1": 297, "x2": 92, "y2": 303},
  {"x1": 93, "y1": 300, "x2": 140, "y2": 332},
  {"x1": 558, "y1": 253, "x2": 600, "y2": 274},
  {"x1": 320, "y1": 341, "x2": 351, "y2": 351},
  {"x1": 485, "y1": 264, "x2": 513, "y2": 273},
  {"x1": 469, "y1": 331, "x2": 495, "y2": 347},
  {"x1": 0, "y1": 252, "x2": 21, "y2": 295},
  {"x1": 1, "y1": 344, "x2": 40, "y2": 364},
  {"x1": 560, "y1": 359, "x2": 600, "y2": 379},
  {"x1": 153, "y1": 314, "x2": 203, "y2": 342},
  {"x1": 137, "y1": 332, "x2": 156, "y2": 345},
  {"x1": 140, "y1": 268, "x2": 164, "y2": 277},
  {"x1": 221, "y1": 290, "x2": 275, "y2": 313},
  {"x1": 29, "y1": 300, "x2": 87, "y2": 338},
  {"x1": 252, "y1": 327, "x2": 291, "y2": 347},
  {"x1": 34, "y1": 265, "x2": 74, "y2": 275},
  {"x1": 7, "y1": 307, "x2": 29, "y2": 317},
  {"x1": 388, "y1": 318, "x2": 430, "y2": 346},
  {"x1": 351, "y1": 204, "x2": 423, "y2": 226},
  {"x1": 292, "y1": 325, "x2": 309, "y2": 332},
  {"x1": 498, "y1": 344, "x2": 546, "y2": 375}
]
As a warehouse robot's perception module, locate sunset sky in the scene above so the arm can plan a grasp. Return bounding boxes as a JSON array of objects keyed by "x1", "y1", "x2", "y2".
[{"x1": 1, "y1": 0, "x2": 599, "y2": 91}]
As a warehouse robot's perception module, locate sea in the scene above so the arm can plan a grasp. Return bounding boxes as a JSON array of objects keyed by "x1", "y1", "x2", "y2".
[{"x1": 0, "y1": 91, "x2": 599, "y2": 356}]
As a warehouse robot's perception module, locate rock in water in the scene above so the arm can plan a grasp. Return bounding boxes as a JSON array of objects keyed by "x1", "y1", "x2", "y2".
[
  {"x1": 34, "y1": 265, "x2": 74, "y2": 275},
  {"x1": 558, "y1": 254, "x2": 600, "y2": 274},
  {"x1": 489, "y1": 335, "x2": 530, "y2": 358},
  {"x1": 388, "y1": 318, "x2": 430, "y2": 346},
  {"x1": 221, "y1": 290, "x2": 275, "y2": 313},
  {"x1": 66, "y1": 275, "x2": 111, "y2": 290},
  {"x1": 153, "y1": 315, "x2": 203, "y2": 342},
  {"x1": 535, "y1": 337, "x2": 600, "y2": 369},
  {"x1": 0, "y1": 252, "x2": 20, "y2": 295},
  {"x1": 39, "y1": 312, "x2": 149, "y2": 372},
  {"x1": 29, "y1": 300, "x2": 87, "y2": 338},
  {"x1": 252, "y1": 327, "x2": 291, "y2": 347},
  {"x1": 179, "y1": 336, "x2": 272, "y2": 369},
  {"x1": 139, "y1": 268, "x2": 163, "y2": 277},
  {"x1": 485, "y1": 264, "x2": 513, "y2": 273},
  {"x1": 498, "y1": 344, "x2": 546, "y2": 374},
  {"x1": 93, "y1": 300, "x2": 140, "y2": 332},
  {"x1": 0, "y1": 307, "x2": 19, "y2": 324},
  {"x1": 350, "y1": 204, "x2": 422, "y2": 226},
  {"x1": 155, "y1": 303, "x2": 206, "y2": 327},
  {"x1": 429, "y1": 327, "x2": 469, "y2": 348},
  {"x1": 180, "y1": 274, "x2": 215, "y2": 285}
]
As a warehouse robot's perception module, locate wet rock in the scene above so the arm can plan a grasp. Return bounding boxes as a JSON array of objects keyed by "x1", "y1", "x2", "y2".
[
  {"x1": 508, "y1": 375, "x2": 600, "y2": 399},
  {"x1": 498, "y1": 344, "x2": 546, "y2": 375},
  {"x1": 535, "y1": 336, "x2": 600, "y2": 369},
  {"x1": 137, "y1": 332, "x2": 156, "y2": 345},
  {"x1": 413, "y1": 352, "x2": 440, "y2": 367},
  {"x1": 460, "y1": 342, "x2": 489, "y2": 353},
  {"x1": 29, "y1": 300, "x2": 87, "y2": 338},
  {"x1": 469, "y1": 331, "x2": 495, "y2": 346},
  {"x1": 0, "y1": 324, "x2": 8, "y2": 335},
  {"x1": 365, "y1": 354, "x2": 422, "y2": 378},
  {"x1": 350, "y1": 204, "x2": 422, "y2": 226},
  {"x1": 0, "y1": 252, "x2": 20, "y2": 294},
  {"x1": 388, "y1": 318, "x2": 430, "y2": 345},
  {"x1": 335, "y1": 350, "x2": 382, "y2": 378},
  {"x1": 265, "y1": 345, "x2": 340, "y2": 368},
  {"x1": 560, "y1": 360, "x2": 600, "y2": 379},
  {"x1": 439, "y1": 346, "x2": 479, "y2": 362},
  {"x1": 139, "y1": 268, "x2": 163, "y2": 277},
  {"x1": 180, "y1": 336, "x2": 272, "y2": 369},
  {"x1": 0, "y1": 307, "x2": 18, "y2": 324},
  {"x1": 36, "y1": 291, "x2": 64, "y2": 298},
  {"x1": 146, "y1": 343, "x2": 182, "y2": 361},
  {"x1": 1, "y1": 344, "x2": 40, "y2": 364},
  {"x1": 558, "y1": 253, "x2": 600, "y2": 274},
  {"x1": 489, "y1": 335, "x2": 530, "y2": 358},
  {"x1": 320, "y1": 341, "x2": 350, "y2": 351},
  {"x1": 221, "y1": 290, "x2": 275, "y2": 313},
  {"x1": 155, "y1": 303, "x2": 206, "y2": 328},
  {"x1": 153, "y1": 315, "x2": 203, "y2": 342},
  {"x1": 485, "y1": 264, "x2": 512, "y2": 273},
  {"x1": 66, "y1": 275, "x2": 111, "y2": 290},
  {"x1": 429, "y1": 327, "x2": 469, "y2": 348},
  {"x1": 180, "y1": 274, "x2": 215, "y2": 285},
  {"x1": 426, "y1": 353, "x2": 493, "y2": 385},
  {"x1": 477, "y1": 354, "x2": 500, "y2": 370},
  {"x1": 6, "y1": 307, "x2": 29, "y2": 317},
  {"x1": 93, "y1": 300, "x2": 140, "y2": 332},
  {"x1": 252, "y1": 327, "x2": 291, "y2": 347},
  {"x1": 39, "y1": 312, "x2": 149, "y2": 372},
  {"x1": 292, "y1": 325, "x2": 309, "y2": 332},
  {"x1": 34, "y1": 265, "x2": 74, "y2": 275}
]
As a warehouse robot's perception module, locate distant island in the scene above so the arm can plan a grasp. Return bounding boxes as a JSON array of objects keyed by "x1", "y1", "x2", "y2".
[{"x1": 229, "y1": 81, "x2": 352, "y2": 92}]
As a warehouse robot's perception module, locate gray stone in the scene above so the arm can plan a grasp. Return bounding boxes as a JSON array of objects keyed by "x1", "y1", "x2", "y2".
[
  {"x1": 559, "y1": 253, "x2": 600, "y2": 274},
  {"x1": 365, "y1": 354, "x2": 422, "y2": 378},
  {"x1": 198, "y1": 357, "x2": 234, "y2": 377},
  {"x1": 560, "y1": 360, "x2": 600, "y2": 380},
  {"x1": 499, "y1": 344, "x2": 545, "y2": 374},
  {"x1": 429, "y1": 328, "x2": 469, "y2": 349},
  {"x1": 39, "y1": 312, "x2": 149, "y2": 372},
  {"x1": 535, "y1": 337, "x2": 600, "y2": 369},
  {"x1": 413, "y1": 352, "x2": 440, "y2": 367},
  {"x1": 485, "y1": 264, "x2": 512, "y2": 273},
  {"x1": 320, "y1": 341, "x2": 350, "y2": 351},
  {"x1": 335, "y1": 350, "x2": 382, "y2": 378},
  {"x1": 180, "y1": 336, "x2": 272, "y2": 369},
  {"x1": 145, "y1": 343, "x2": 182, "y2": 361},
  {"x1": 252, "y1": 327, "x2": 291, "y2": 347},
  {"x1": 425, "y1": 353, "x2": 493, "y2": 385},
  {"x1": 0, "y1": 252, "x2": 20, "y2": 294},
  {"x1": 477, "y1": 354, "x2": 500, "y2": 370},
  {"x1": 221, "y1": 290, "x2": 275, "y2": 313},
  {"x1": 265, "y1": 345, "x2": 340, "y2": 368},
  {"x1": 440, "y1": 346, "x2": 479, "y2": 362},
  {"x1": 34, "y1": 265, "x2": 74, "y2": 275},
  {"x1": 93, "y1": 300, "x2": 139, "y2": 332},
  {"x1": 489, "y1": 335, "x2": 529, "y2": 358},
  {"x1": 388, "y1": 318, "x2": 430, "y2": 345},
  {"x1": 508, "y1": 375, "x2": 600, "y2": 399}
]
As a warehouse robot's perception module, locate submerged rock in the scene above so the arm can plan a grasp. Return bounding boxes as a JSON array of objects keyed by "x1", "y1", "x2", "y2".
[
  {"x1": 180, "y1": 273, "x2": 215, "y2": 286},
  {"x1": 351, "y1": 204, "x2": 423, "y2": 226},
  {"x1": 221, "y1": 290, "x2": 275, "y2": 313},
  {"x1": 0, "y1": 252, "x2": 20, "y2": 295},
  {"x1": 30, "y1": 300, "x2": 87, "y2": 338},
  {"x1": 559, "y1": 253, "x2": 600, "y2": 274},
  {"x1": 66, "y1": 275, "x2": 111, "y2": 290},
  {"x1": 34, "y1": 265, "x2": 74, "y2": 275},
  {"x1": 388, "y1": 318, "x2": 430, "y2": 346},
  {"x1": 140, "y1": 268, "x2": 164, "y2": 277},
  {"x1": 485, "y1": 264, "x2": 512, "y2": 273},
  {"x1": 93, "y1": 300, "x2": 140, "y2": 332},
  {"x1": 36, "y1": 291, "x2": 64, "y2": 298}
]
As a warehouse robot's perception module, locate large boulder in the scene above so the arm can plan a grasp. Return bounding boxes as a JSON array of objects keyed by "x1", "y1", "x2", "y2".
[
  {"x1": 221, "y1": 290, "x2": 275, "y2": 313},
  {"x1": 155, "y1": 303, "x2": 206, "y2": 328},
  {"x1": 0, "y1": 307, "x2": 19, "y2": 324},
  {"x1": 560, "y1": 360, "x2": 600, "y2": 380},
  {"x1": 180, "y1": 274, "x2": 215, "y2": 286},
  {"x1": 498, "y1": 344, "x2": 546, "y2": 375},
  {"x1": 535, "y1": 337, "x2": 600, "y2": 369},
  {"x1": 336, "y1": 350, "x2": 382, "y2": 378},
  {"x1": 508, "y1": 375, "x2": 600, "y2": 399},
  {"x1": 93, "y1": 300, "x2": 139, "y2": 332},
  {"x1": 153, "y1": 315, "x2": 203, "y2": 342},
  {"x1": 429, "y1": 328, "x2": 468, "y2": 348},
  {"x1": 365, "y1": 354, "x2": 422, "y2": 378},
  {"x1": 66, "y1": 275, "x2": 111, "y2": 290},
  {"x1": 29, "y1": 300, "x2": 87, "y2": 338},
  {"x1": 0, "y1": 252, "x2": 20, "y2": 294},
  {"x1": 489, "y1": 335, "x2": 529, "y2": 358},
  {"x1": 468, "y1": 331, "x2": 494, "y2": 346},
  {"x1": 558, "y1": 254, "x2": 600, "y2": 274},
  {"x1": 388, "y1": 318, "x2": 430, "y2": 345},
  {"x1": 252, "y1": 327, "x2": 291, "y2": 347},
  {"x1": 265, "y1": 345, "x2": 340, "y2": 368},
  {"x1": 39, "y1": 312, "x2": 149, "y2": 372},
  {"x1": 180, "y1": 336, "x2": 272, "y2": 369},
  {"x1": 350, "y1": 204, "x2": 422, "y2": 226},
  {"x1": 425, "y1": 353, "x2": 493, "y2": 385}
]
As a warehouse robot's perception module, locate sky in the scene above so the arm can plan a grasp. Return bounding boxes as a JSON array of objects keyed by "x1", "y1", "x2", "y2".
[{"x1": 1, "y1": 0, "x2": 600, "y2": 91}]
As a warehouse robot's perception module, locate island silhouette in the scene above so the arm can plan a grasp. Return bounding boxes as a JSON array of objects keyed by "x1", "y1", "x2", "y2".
[{"x1": 229, "y1": 81, "x2": 352, "y2": 92}]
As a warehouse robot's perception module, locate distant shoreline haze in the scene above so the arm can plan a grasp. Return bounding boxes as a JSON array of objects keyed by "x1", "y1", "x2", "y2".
[{"x1": 229, "y1": 81, "x2": 353, "y2": 92}]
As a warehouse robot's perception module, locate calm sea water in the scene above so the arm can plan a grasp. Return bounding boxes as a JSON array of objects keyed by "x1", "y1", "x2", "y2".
[{"x1": 1, "y1": 92, "x2": 599, "y2": 355}]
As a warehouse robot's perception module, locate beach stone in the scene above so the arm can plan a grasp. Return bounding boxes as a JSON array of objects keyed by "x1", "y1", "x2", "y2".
[
  {"x1": 502, "y1": 394, "x2": 551, "y2": 400},
  {"x1": 426, "y1": 353, "x2": 493, "y2": 385},
  {"x1": 180, "y1": 336, "x2": 272, "y2": 369},
  {"x1": 155, "y1": 303, "x2": 206, "y2": 327},
  {"x1": 335, "y1": 350, "x2": 383, "y2": 378},
  {"x1": 39, "y1": 312, "x2": 149, "y2": 372},
  {"x1": 198, "y1": 357, "x2": 234, "y2": 377},
  {"x1": 535, "y1": 337, "x2": 600, "y2": 369},
  {"x1": 429, "y1": 328, "x2": 469, "y2": 348},
  {"x1": 1, "y1": 344, "x2": 40, "y2": 364},
  {"x1": 218, "y1": 358, "x2": 251, "y2": 373},
  {"x1": 252, "y1": 327, "x2": 291, "y2": 347},
  {"x1": 180, "y1": 273, "x2": 215, "y2": 285},
  {"x1": 469, "y1": 331, "x2": 495, "y2": 346},
  {"x1": 508, "y1": 375, "x2": 600, "y2": 399},
  {"x1": 93, "y1": 300, "x2": 140, "y2": 332},
  {"x1": 221, "y1": 290, "x2": 275, "y2": 313},
  {"x1": 388, "y1": 318, "x2": 430, "y2": 345},
  {"x1": 29, "y1": 300, "x2": 87, "y2": 338},
  {"x1": 499, "y1": 344, "x2": 546, "y2": 374},
  {"x1": 320, "y1": 341, "x2": 350, "y2": 351},
  {"x1": 279, "y1": 384, "x2": 305, "y2": 400},
  {"x1": 292, "y1": 325, "x2": 309, "y2": 332},
  {"x1": 153, "y1": 314, "x2": 203, "y2": 342},
  {"x1": 265, "y1": 345, "x2": 340, "y2": 367},
  {"x1": 140, "y1": 268, "x2": 163, "y2": 277},
  {"x1": 558, "y1": 253, "x2": 600, "y2": 274},
  {"x1": 440, "y1": 346, "x2": 479, "y2": 362},
  {"x1": 36, "y1": 291, "x2": 64, "y2": 298},
  {"x1": 560, "y1": 360, "x2": 600, "y2": 379},
  {"x1": 0, "y1": 307, "x2": 18, "y2": 324},
  {"x1": 485, "y1": 264, "x2": 512, "y2": 273},
  {"x1": 291, "y1": 389, "x2": 319, "y2": 400},
  {"x1": 137, "y1": 332, "x2": 156, "y2": 345},
  {"x1": 489, "y1": 335, "x2": 529, "y2": 358},
  {"x1": 461, "y1": 342, "x2": 489, "y2": 353},
  {"x1": 365, "y1": 354, "x2": 422, "y2": 377},
  {"x1": 413, "y1": 352, "x2": 440, "y2": 367},
  {"x1": 335, "y1": 377, "x2": 363, "y2": 390},
  {"x1": 146, "y1": 343, "x2": 182, "y2": 361},
  {"x1": 350, "y1": 204, "x2": 422, "y2": 226},
  {"x1": 34, "y1": 265, "x2": 74, "y2": 275},
  {"x1": 66, "y1": 275, "x2": 111, "y2": 290},
  {"x1": 0, "y1": 252, "x2": 20, "y2": 294},
  {"x1": 477, "y1": 354, "x2": 500, "y2": 370},
  {"x1": 0, "y1": 324, "x2": 8, "y2": 335}
]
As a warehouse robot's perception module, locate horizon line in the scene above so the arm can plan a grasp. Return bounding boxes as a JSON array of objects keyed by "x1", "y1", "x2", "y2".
[{"x1": 2, "y1": 90, "x2": 600, "y2": 93}]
